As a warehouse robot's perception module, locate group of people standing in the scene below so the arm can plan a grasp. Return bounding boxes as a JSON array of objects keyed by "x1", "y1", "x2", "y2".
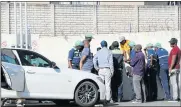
[{"x1": 68, "y1": 34, "x2": 181, "y2": 104}]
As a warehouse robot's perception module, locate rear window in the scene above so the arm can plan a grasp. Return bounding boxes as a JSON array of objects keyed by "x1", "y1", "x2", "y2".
[{"x1": 1, "y1": 49, "x2": 20, "y2": 65}]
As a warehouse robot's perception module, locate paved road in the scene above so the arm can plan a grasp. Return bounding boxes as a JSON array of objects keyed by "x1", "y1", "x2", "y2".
[{"x1": 3, "y1": 101, "x2": 181, "y2": 107}]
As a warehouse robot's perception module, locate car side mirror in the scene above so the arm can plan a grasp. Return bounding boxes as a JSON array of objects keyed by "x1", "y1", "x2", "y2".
[{"x1": 51, "y1": 62, "x2": 56, "y2": 67}]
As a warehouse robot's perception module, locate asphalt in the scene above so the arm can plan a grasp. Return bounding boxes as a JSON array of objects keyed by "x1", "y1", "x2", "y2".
[{"x1": 2, "y1": 101, "x2": 181, "y2": 107}]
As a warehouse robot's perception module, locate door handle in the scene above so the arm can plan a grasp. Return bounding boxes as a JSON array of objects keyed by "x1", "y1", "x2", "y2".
[{"x1": 27, "y1": 71, "x2": 36, "y2": 74}]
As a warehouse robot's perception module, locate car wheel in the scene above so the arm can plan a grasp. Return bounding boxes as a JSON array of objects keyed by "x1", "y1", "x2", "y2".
[
  {"x1": 53, "y1": 100, "x2": 70, "y2": 106},
  {"x1": 75, "y1": 81, "x2": 99, "y2": 107}
]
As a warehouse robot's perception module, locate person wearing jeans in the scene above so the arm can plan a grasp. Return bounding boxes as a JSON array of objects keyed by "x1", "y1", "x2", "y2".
[
  {"x1": 168, "y1": 38, "x2": 181, "y2": 102},
  {"x1": 130, "y1": 44, "x2": 146, "y2": 103},
  {"x1": 127, "y1": 41, "x2": 137, "y2": 100},
  {"x1": 154, "y1": 43, "x2": 172, "y2": 100}
]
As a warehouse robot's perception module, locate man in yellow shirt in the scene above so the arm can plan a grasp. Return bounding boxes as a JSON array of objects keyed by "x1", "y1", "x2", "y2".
[{"x1": 119, "y1": 36, "x2": 131, "y2": 62}]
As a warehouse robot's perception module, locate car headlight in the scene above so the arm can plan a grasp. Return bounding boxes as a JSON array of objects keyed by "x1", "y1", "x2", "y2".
[{"x1": 96, "y1": 77, "x2": 104, "y2": 84}]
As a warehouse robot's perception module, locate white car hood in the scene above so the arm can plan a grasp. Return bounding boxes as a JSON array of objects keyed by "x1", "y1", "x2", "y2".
[{"x1": 60, "y1": 68, "x2": 99, "y2": 79}]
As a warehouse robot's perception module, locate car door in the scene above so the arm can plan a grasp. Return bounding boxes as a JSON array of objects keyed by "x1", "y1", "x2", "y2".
[
  {"x1": 1, "y1": 49, "x2": 25, "y2": 91},
  {"x1": 16, "y1": 50, "x2": 67, "y2": 96}
]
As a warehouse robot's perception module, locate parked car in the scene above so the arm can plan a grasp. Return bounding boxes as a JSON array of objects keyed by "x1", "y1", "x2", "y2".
[{"x1": 1, "y1": 48, "x2": 106, "y2": 107}]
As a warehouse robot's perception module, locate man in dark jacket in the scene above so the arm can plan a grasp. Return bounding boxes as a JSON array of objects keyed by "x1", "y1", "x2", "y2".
[
  {"x1": 144, "y1": 43, "x2": 159, "y2": 101},
  {"x1": 110, "y1": 41, "x2": 124, "y2": 102}
]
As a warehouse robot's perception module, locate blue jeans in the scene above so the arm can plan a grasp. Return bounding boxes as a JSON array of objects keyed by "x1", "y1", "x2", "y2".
[
  {"x1": 118, "y1": 82, "x2": 123, "y2": 100},
  {"x1": 159, "y1": 68, "x2": 171, "y2": 99}
]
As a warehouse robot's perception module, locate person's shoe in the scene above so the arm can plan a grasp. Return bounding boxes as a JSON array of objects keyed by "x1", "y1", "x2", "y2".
[
  {"x1": 130, "y1": 98, "x2": 136, "y2": 102},
  {"x1": 94, "y1": 104, "x2": 104, "y2": 107},
  {"x1": 16, "y1": 103, "x2": 24, "y2": 107},
  {"x1": 16, "y1": 102, "x2": 25, "y2": 107},
  {"x1": 118, "y1": 96, "x2": 123, "y2": 102},
  {"x1": 132, "y1": 99, "x2": 142, "y2": 103},
  {"x1": 16, "y1": 99, "x2": 25, "y2": 107},
  {"x1": 112, "y1": 99, "x2": 118, "y2": 103},
  {"x1": 142, "y1": 100, "x2": 146, "y2": 103},
  {"x1": 103, "y1": 100, "x2": 110, "y2": 105},
  {"x1": 110, "y1": 100, "x2": 114, "y2": 103},
  {"x1": 167, "y1": 99, "x2": 179, "y2": 102},
  {"x1": 164, "y1": 98, "x2": 172, "y2": 101}
]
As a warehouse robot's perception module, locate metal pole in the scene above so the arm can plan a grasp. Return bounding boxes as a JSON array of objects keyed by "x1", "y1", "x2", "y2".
[
  {"x1": 20, "y1": 2, "x2": 22, "y2": 48},
  {"x1": 25, "y1": 2, "x2": 28, "y2": 49},
  {"x1": 14, "y1": 2, "x2": 17, "y2": 48}
]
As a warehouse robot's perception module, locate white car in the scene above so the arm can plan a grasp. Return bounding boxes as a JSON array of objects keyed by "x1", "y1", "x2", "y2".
[{"x1": 1, "y1": 48, "x2": 106, "y2": 107}]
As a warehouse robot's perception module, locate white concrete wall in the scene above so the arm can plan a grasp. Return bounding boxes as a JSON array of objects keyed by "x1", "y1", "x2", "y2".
[
  {"x1": 37, "y1": 31, "x2": 180, "y2": 67},
  {"x1": 1, "y1": 3, "x2": 181, "y2": 35},
  {"x1": 99, "y1": 2, "x2": 144, "y2": 5}
]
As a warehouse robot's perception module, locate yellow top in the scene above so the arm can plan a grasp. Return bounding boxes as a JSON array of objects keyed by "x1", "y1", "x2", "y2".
[{"x1": 120, "y1": 40, "x2": 131, "y2": 59}]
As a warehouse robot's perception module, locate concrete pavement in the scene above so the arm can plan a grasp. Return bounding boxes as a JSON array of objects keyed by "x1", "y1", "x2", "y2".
[{"x1": 2, "y1": 101, "x2": 180, "y2": 107}]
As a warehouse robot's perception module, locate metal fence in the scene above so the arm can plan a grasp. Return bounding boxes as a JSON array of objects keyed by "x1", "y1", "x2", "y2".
[{"x1": 1, "y1": 2, "x2": 181, "y2": 36}]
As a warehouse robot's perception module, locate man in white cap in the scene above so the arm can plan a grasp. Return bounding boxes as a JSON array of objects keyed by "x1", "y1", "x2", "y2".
[{"x1": 119, "y1": 36, "x2": 131, "y2": 62}]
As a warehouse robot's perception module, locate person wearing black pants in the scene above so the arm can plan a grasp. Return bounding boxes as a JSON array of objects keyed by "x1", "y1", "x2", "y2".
[
  {"x1": 111, "y1": 68, "x2": 122, "y2": 102},
  {"x1": 144, "y1": 43, "x2": 159, "y2": 101},
  {"x1": 110, "y1": 41, "x2": 124, "y2": 103}
]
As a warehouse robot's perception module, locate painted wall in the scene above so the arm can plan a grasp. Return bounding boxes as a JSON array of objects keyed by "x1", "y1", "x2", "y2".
[
  {"x1": 1, "y1": 3, "x2": 181, "y2": 36},
  {"x1": 37, "y1": 31, "x2": 180, "y2": 67}
]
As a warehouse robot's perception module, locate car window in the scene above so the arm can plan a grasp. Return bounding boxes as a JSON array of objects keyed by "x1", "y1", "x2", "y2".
[
  {"x1": 17, "y1": 50, "x2": 51, "y2": 68},
  {"x1": 1, "y1": 49, "x2": 20, "y2": 65}
]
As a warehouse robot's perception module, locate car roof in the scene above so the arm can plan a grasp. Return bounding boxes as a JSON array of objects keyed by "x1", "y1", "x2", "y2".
[{"x1": 2, "y1": 48, "x2": 33, "y2": 52}]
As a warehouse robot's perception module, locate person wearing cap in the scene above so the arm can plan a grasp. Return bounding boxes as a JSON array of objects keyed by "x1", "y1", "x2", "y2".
[
  {"x1": 68, "y1": 40, "x2": 84, "y2": 70},
  {"x1": 119, "y1": 36, "x2": 131, "y2": 62},
  {"x1": 93, "y1": 40, "x2": 114, "y2": 104},
  {"x1": 110, "y1": 41, "x2": 124, "y2": 103},
  {"x1": 79, "y1": 39, "x2": 94, "y2": 72},
  {"x1": 85, "y1": 33, "x2": 94, "y2": 43},
  {"x1": 144, "y1": 43, "x2": 159, "y2": 101},
  {"x1": 130, "y1": 44, "x2": 146, "y2": 103},
  {"x1": 109, "y1": 45, "x2": 114, "y2": 50},
  {"x1": 126, "y1": 41, "x2": 136, "y2": 77},
  {"x1": 125, "y1": 41, "x2": 136, "y2": 101},
  {"x1": 154, "y1": 43, "x2": 172, "y2": 101},
  {"x1": 129, "y1": 41, "x2": 136, "y2": 60},
  {"x1": 168, "y1": 38, "x2": 181, "y2": 102}
]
